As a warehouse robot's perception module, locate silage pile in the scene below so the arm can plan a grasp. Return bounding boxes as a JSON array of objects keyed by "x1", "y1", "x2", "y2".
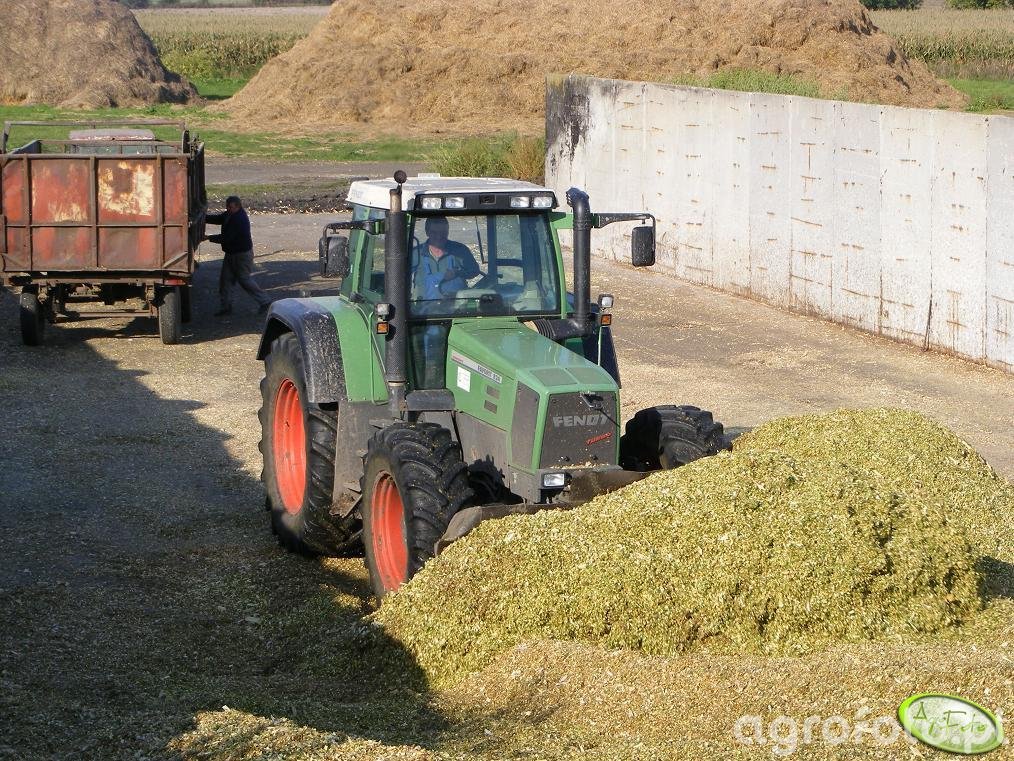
[
  {"x1": 226, "y1": 0, "x2": 965, "y2": 130},
  {"x1": 373, "y1": 409, "x2": 1012, "y2": 686},
  {"x1": 0, "y1": 0, "x2": 195, "y2": 109}
]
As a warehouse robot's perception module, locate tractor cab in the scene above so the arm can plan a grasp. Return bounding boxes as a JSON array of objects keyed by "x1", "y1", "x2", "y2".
[
  {"x1": 328, "y1": 176, "x2": 569, "y2": 389},
  {"x1": 259, "y1": 172, "x2": 727, "y2": 597}
]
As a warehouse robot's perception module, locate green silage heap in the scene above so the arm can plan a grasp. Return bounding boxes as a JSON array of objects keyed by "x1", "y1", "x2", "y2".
[{"x1": 373, "y1": 409, "x2": 1013, "y2": 687}]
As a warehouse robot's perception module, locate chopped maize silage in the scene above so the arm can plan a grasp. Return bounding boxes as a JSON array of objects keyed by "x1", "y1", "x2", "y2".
[{"x1": 373, "y1": 409, "x2": 1012, "y2": 686}]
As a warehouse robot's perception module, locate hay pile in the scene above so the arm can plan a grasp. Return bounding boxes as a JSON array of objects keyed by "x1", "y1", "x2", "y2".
[
  {"x1": 226, "y1": 0, "x2": 965, "y2": 130},
  {"x1": 373, "y1": 409, "x2": 1012, "y2": 686},
  {"x1": 0, "y1": 0, "x2": 195, "y2": 108}
]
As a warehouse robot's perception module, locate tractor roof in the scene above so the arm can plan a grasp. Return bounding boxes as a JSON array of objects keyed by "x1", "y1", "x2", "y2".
[{"x1": 347, "y1": 175, "x2": 556, "y2": 211}]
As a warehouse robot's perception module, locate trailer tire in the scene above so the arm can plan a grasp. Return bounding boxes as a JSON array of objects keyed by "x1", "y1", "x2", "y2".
[
  {"x1": 260, "y1": 332, "x2": 352, "y2": 557},
  {"x1": 620, "y1": 405, "x2": 727, "y2": 471},
  {"x1": 180, "y1": 285, "x2": 192, "y2": 324},
  {"x1": 19, "y1": 291, "x2": 45, "y2": 346},
  {"x1": 361, "y1": 422, "x2": 473, "y2": 598},
  {"x1": 157, "y1": 287, "x2": 182, "y2": 345}
]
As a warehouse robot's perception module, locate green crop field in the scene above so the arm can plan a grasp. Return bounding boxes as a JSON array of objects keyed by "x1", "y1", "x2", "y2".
[
  {"x1": 135, "y1": 6, "x2": 325, "y2": 79},
  {"x1": 0, "y1": 102, "x2": 452, "y2": 162},
  {"x1": 872, "y1": 7, "x2": 1014, "y2": 79}
]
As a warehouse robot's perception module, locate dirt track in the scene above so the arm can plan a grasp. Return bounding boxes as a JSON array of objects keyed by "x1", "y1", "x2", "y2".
[{"x1": 1, "y1": 206, "x2": 1012, "y2": 759}]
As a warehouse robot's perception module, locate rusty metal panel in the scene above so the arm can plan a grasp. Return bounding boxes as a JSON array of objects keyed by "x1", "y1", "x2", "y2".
[
  {"x1": 32, "y1": 227, "x2": 92, "y2": 269},
  {"x1": 31, "y1": 159, "x2": 91, "y2": 223},
  {"x1": 97, "y1": 158, "x2": 157, "y2": 224},
  {"x1": 2, "y1": 159, "x2": 26, "y2": 224},
  {"x1": 163, "y1": 157, "x2": 187, "y2": 224},
  {"x1": 163, "y1": 226, "x2": 187, "y2": 271},
  {"x1": 98, "y1": 227, "x2": 159, "y2": 269},
  {"x1": 4, "y1": 226, "x2": 28, "y2": 270}
]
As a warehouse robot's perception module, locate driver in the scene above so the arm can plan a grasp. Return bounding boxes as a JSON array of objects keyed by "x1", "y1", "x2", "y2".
[{"x1": 411, "y1": 216, "x2": 481, "y2": 302}]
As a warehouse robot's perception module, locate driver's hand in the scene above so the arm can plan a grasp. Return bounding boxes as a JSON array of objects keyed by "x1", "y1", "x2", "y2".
[{"x1": 442, "y1": 268, "x2": 457, "y2": 282}]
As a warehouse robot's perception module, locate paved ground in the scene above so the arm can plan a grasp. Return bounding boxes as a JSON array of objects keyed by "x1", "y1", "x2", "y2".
[{"x1": 1, "y1": 210, "x2": 1011, "y2": 758}]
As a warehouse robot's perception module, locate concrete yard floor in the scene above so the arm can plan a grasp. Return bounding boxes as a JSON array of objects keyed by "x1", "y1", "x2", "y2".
[{"x1": 0, "y1": 210, "x2": 1012, "y2": 759}]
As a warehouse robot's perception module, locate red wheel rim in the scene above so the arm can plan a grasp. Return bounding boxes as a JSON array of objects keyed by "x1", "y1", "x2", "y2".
[
  {"x1": 272, "y1": 378, "x2": 306, "y2": 514},
  {"x1": 370, "y1": 472, "x2": 409, "y2": 592}
]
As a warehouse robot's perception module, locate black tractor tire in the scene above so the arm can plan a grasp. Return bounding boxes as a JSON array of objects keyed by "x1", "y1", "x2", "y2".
[
  {"x1": 180, "y1": 285, "x2": 192, "y2": 324},
  {"x1": 260, "y1": 331, "x2": 352, "y2": 557},
  {"x1": 620, "y1": 405, "x2": 727, "y2": 471},
  {"x1": 19, "y1": 291, "x2": 45, "y2": 346},
  {"x1": 361, "y1": 422, "x2": 473, "y2": 598},
  {"x1": 157, "y1": 287, "x2": 182, "y2": 345}
]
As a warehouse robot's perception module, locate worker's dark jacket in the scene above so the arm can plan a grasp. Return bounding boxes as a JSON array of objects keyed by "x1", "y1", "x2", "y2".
[{"x1": 206, "y1": 208, "x2": 253, "y2": 254}]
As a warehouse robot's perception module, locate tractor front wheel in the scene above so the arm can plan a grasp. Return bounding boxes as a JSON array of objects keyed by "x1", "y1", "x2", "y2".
[
  {"x1": 260, "y1": 332, "x2": 352, "y2": 556},
  {"x1": 361, "y1": 422, "x2": 472, "y2": 598},
  {"x1": 620, "y1": 405, "x2": 727, "y2": 471}
]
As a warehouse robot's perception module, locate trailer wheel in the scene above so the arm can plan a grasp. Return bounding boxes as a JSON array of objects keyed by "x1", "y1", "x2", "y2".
[
  {"x1": 157, "y1": 287, "x2": 182, "y2": 345},
  {"x1": 620, "y1": 405, "x2": 727, "y2": 471},
  {"x1": 180, "y1": 285, "x2": 192, "y2": 324},
  {"x1": 19, "y1": 291, "x2": 45, "y2": 346},
  {"x1": 361, "y1": 422, "x2": 473, "y2": 598},
  {"x1": 260, "y1": 332, "x2": 353, "y2": 557}
]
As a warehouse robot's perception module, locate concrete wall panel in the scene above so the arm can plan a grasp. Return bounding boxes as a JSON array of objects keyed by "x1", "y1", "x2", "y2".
[
  {"x1": 832, "y1": 102, "x2": 882, "y2": 334},
  {"x1": 671, "y1": 87, "x2": 715, "y2": 285},
  {"x1": 879, "y1": 106, "x2": 935, "y2": 345},
  {"x1": 986, "y1": 116, "x2": 1014, "y2": 372},
  {"x1": 709, "y1": 89, "x2": 752, "y2": 296},
  {"x1": 748, "y1": 93, "x2": 792, "y2": 306},
  {"x1": 929, "y1": 111, "x2": 988, "y2": 361},
  {"x1": 788, "y1": 97, "x2": 835, "y2": 316}
]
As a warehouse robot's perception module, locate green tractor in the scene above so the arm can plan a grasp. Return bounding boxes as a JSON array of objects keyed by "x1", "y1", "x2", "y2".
[{"x1": 257, "y1": 171, "x2": 725, "y2": 597}]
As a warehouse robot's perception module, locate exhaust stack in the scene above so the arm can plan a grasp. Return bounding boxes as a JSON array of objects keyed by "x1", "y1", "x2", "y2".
[
  {"x1": 384, "y1": 170, "x2": 409, "y2": 418},
  {"x1": 566, "y1": 187, "x2": 593, "y2": 333}
]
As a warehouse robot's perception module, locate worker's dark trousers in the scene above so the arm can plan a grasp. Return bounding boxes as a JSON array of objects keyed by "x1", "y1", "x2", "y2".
[{"x1": 219, "y1": 249, "x2": 270, "y2": 309}]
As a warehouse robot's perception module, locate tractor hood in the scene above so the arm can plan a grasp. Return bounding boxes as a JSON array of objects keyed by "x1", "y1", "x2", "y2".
[
  {"x1": 445, "y1": 319, "x2": 620, "y2": 478},
  {"x1": 446, "y1": 319, "x2": 617, "y2": 396}
]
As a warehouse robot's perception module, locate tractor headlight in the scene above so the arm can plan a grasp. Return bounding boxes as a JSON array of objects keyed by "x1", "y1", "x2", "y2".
[
  {"x1": 444, "y1": 196, "x2": 466, "y2": 209},
  {"x1": 419, "y1": 196, "x2": 442, "y2": 210},
  {"x1": 510, "y1": 195, "x2": 531, "y2": 208},
  {"x1": 532, "y1": 195, "x2": 554, "y2": 208},
  {"x1": 542, "y1": 472, "x2": 566, "y2": 488}
]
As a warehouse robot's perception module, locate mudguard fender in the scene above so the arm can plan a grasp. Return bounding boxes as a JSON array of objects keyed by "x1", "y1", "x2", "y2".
[{"x1": 257, "y1": 298, "x2": 346, "y2": 405}]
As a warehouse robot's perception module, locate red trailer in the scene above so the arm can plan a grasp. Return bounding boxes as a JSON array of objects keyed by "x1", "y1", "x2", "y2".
[{"x1": 0, "y1": 120, "x2": 206, "y2": 345}]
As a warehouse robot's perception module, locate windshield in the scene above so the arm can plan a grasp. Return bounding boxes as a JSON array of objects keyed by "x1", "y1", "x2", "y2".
[{"x1": 408, "y1": 213, "x2": 560, "y2": 319}]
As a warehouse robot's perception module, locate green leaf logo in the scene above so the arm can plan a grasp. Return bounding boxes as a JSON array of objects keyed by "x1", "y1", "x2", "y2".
[{"x1": 898, "y1": 694, "x2": 1004, "y2": 755}]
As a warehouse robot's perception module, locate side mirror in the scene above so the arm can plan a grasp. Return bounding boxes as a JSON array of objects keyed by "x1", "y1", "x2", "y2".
[
  {"x1": 318, "y1": 234, "x2": 350, "y2": 278},
  {"x1": 631, "y1": 225, "x2": 655, "y2": 267}
]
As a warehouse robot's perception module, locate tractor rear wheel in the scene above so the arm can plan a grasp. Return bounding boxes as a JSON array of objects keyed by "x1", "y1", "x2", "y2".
[
  {"x1": 361, "y1": 422, "x2": 472, "y2": 598},
  {"x1": 260, "y1": 332, "x2": 352, "y2": 556},
  {"x1": 620, "y1": 405, "x2": 727, "y2": 471}
]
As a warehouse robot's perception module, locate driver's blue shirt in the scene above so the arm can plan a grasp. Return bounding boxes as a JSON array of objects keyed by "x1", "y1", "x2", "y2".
[{"x1": 411, "y1": 240, "x2": 481, "y2": 301}]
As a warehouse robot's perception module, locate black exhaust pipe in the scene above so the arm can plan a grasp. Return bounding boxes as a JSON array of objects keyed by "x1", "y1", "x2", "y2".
[
  {"x1": 566, "y1": 187, "x2": 592, "y2": 333},
  {"x1": 385, "y1": 170, "x2": 409, "y2": 418}
]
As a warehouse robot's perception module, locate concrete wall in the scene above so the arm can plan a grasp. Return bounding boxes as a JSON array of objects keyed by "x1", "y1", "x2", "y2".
[{"x1": 545, "y1": 75, "x2": 1014, "y2": 373}]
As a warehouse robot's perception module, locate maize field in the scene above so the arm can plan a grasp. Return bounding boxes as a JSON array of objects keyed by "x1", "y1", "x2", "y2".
[{"x1": 872, "y1": 7, "x2": 1014, "y2": 77}]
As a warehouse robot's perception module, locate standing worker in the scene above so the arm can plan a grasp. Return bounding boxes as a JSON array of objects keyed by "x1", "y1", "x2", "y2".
[{"x1": 205, "y1": 196, "x2": 271, "y2": 316}]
